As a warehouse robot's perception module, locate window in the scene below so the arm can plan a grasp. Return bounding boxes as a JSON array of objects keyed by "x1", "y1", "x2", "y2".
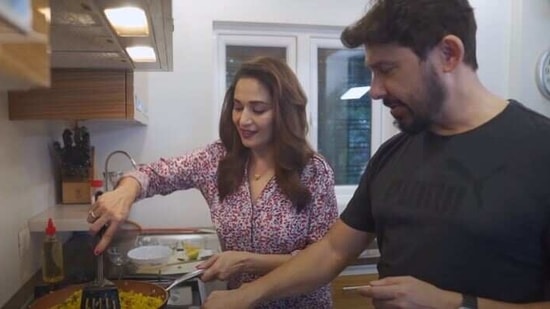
[
  {"x1": 314, "y1": 44, "x2": 372, "y2": 185},
  {"x1": 215, "y1": 23, "x2": 395, "y2": 208},
  {"x1": 225, "y1": 46, "x2": 287, "y2": 88}
]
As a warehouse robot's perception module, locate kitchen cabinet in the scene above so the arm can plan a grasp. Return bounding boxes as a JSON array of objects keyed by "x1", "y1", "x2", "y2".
[
  {"x1": 332, "y1": 273, "x2": 378, "y2": 309},
  {"x1": 0, "y1": 0, "x2": 50, "y2": 91},
  {"x1": 8, "y1": 69, "x2": 148, "y2": 125}
]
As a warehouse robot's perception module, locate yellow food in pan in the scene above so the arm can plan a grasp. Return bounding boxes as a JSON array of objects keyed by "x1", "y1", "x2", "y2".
[{"x1": 52, "y1": 289, "x2": 163, "y2": 309}]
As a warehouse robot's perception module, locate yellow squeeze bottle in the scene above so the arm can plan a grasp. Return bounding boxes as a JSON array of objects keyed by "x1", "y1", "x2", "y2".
[{"x1": 42, "y1": 218, "x2": 64, "y2": 283}]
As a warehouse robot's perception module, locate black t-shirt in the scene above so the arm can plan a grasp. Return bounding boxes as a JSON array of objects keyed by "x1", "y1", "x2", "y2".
[{"x1": 341, "y1": 100, "x2": 550, "y2": 302}]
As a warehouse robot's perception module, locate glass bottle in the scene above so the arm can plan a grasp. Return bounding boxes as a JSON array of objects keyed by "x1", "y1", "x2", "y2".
[{"x1": 42, "y1": 218, "x2": 64, "y2": 283}]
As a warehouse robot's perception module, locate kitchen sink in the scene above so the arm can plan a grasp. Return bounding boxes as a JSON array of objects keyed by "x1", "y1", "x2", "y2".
[
  {"x1": 127, "y1": 231, "x2": 226, "y2": 307},
  {"x1": 135, "y1": 232, "x2": 222, "y2": 253}
]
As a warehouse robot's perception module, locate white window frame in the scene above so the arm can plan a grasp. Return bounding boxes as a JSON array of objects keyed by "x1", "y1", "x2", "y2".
[
  {"x1": 214, "y1": 22, "x2": 397, "y2": 211},
  {"x1": 215, "y1": 29, "x2": 297, "y2": 127}
]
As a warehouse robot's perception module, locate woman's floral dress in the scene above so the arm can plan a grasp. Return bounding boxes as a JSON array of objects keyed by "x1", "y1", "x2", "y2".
[{"x1": 127, "y1": 141, "x2": 338, "y2": 308}]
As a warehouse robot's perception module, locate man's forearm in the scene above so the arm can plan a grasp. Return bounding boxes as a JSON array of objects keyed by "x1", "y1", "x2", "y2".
[
  {"x1": 242, "y1": 239, "x2": 348, "y2": 306},
  {"x1": 240, "y1": 220, "x2": 373, "y2": 306},
  {"x1": 244, "y1": 253, "x2": 292, "y2": 276}
]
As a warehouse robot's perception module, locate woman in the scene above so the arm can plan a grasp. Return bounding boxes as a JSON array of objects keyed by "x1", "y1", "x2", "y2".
[{"x1": 87, "y1": 56, "x2": 338, "y2": 308}]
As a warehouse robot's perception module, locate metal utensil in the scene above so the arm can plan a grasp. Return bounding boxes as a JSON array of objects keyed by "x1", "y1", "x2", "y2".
[
  {"x1": 342, "y1": 284, "x2": 371, "y2": 291},
  {"x1": 81, "y1": 192, "x2": 121, "y2": 309},
  {"x1": 165, "y1": 269, "x2": 205, "y2": 292},
  {"x1": 80, "y1": 224, "x2": 121, "y2": 308}
]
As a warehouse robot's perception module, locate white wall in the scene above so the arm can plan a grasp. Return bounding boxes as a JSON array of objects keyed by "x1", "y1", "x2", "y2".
[
  {"x1": 508, "y1": 0, "x2": 550, "y2": 114},
  {"x1": 0, "y1": 93, "x2": 64, "y2": 305},
  {"x1": 471, "y1": 0, "x2": 512, "y2": 97},
  {"x1": 87, "y1": 0, "x2": 520, "y2": 228}
]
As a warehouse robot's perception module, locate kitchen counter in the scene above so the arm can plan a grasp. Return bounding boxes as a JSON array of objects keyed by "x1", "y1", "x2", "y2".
[
  {"x1": 28, "y1": 204, "x2": 91, "y2": 232},
  {"x1": 27, "y1": 204, "x2": 380, "y2": 268},
  {"x1": 11, "y1": 219, "x2": 379, "y2": 309},
  {"x1": 27, "y1": 204, "x2": 221, "y2": 233},
  {"x1": 28, "y1": 204, "x2": 380, "y2": 263}
]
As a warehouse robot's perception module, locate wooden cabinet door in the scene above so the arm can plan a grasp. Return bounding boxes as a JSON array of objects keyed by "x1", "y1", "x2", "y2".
[
  {"x1": 0, "y1": 0, "x2": 50, "y2": 91},
  {"x1": 332, "y1": 273, "x2": 378, "y2": 309},
  {"x1": 7, "y1": 69, "x2": 148, "y2": 125}
]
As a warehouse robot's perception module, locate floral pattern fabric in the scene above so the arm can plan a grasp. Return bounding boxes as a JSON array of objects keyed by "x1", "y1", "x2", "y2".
[{"x1": 127, "y1": 141, "x2": 338, "y2": 308}]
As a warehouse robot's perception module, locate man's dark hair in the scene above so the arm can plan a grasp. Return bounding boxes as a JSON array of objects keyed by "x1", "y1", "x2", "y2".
[{"x1": 341, "y1": 0, "x2": 478, "y2": 70}]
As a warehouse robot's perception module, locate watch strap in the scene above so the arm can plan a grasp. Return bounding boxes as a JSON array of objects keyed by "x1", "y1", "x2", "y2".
[{"x1": 459, "y1": 293, "x2": 478, "y2": 309}]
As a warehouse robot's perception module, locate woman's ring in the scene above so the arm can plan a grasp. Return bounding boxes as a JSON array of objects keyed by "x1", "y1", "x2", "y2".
[{"x1": 89, "y1": 210, "x2": 97, "y2": 219}]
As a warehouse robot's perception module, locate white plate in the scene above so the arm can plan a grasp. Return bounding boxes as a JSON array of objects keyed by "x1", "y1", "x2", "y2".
[
  {"x1": 135, "y1": 249, "x2": 216, "y2": 275},
  {"x1": 127, "y1": 245, "x2": 172, "y2": 265}
]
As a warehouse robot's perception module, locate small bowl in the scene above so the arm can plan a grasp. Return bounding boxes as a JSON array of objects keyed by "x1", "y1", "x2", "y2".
[{"x1": 127, "y1": 245, "x2": 172, "y2": 265}]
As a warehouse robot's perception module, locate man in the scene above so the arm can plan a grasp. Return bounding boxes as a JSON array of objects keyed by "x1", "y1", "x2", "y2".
[{"x1": 202, "y1": 0, "x2": 550, "y2": 308}]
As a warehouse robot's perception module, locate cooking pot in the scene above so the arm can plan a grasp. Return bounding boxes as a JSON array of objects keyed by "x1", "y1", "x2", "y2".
[{"x1": 28, "y1": 280, "x2": 168, "y2": 308}]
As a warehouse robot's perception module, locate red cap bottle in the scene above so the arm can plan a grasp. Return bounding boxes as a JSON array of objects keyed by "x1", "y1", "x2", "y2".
[
  {"x1": 42, "y1": 218, "x2": 64, "y2": 283},
  {"x1": 45, "y1": 218, "x2": 56, "y2": 236}
]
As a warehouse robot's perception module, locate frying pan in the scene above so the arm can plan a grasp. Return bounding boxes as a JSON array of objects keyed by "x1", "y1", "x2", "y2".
[{"x1": 28, "y1": 280, "x2": 168, "y2": 308}]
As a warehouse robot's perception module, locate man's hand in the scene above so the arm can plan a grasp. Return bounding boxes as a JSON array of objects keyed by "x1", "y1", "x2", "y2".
[{"x1": 358, "y1": 276, "x2": 461, "y2": 309}]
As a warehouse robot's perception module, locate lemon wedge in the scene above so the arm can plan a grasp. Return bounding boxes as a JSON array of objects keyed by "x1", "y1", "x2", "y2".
[{"x1": 186, "y1": 249, "x2": 200, "y2": 260}]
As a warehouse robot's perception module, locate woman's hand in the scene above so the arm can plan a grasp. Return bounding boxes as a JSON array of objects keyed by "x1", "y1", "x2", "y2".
[
  {"x1": 197, "y1": 251, "x2": 251, "y2": 281},
  {"x1": 87, "y1": 177, "x2": 140, "y2": 254},
  {"x1": 202, "y1": 283, "x2": 259, "y2": 309}
]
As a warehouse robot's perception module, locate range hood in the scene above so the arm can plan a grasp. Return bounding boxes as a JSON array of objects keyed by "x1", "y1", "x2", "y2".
[{"x1": 50, "y1": 0, "x2": 173, "y2": 71}]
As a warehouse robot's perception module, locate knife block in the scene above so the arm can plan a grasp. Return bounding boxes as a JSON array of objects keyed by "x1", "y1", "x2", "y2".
[
  {"x1": 60, "y1": 148, "x2": 95, "y2": 204},
  {"x1": 61, "y1": 180, "x2": 91, "y2": 204}
]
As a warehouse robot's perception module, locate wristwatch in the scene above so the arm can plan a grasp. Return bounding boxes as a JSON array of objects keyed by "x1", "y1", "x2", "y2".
[{"x1": 458, "y1": 294, "x2": 478, "y2": 309}]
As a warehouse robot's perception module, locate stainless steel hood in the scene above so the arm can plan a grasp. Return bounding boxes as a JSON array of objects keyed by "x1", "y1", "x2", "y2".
[{"x1": 50, "y1": 0, "x2": 173, "y2": 71}]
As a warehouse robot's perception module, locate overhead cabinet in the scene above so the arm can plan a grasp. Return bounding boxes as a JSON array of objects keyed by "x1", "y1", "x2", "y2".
[
  {"x1": 8, "y1": 69, "x2": 148, "y2": 125},
  {"x1": 50, "y1": 0, "x2": 173, "y2": 72}
]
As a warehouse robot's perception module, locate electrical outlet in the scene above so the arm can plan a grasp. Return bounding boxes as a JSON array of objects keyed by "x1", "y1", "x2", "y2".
[
  {"x1": 18, "y1": 226, "x2": 35, "y2": 281},
  {"x1": 18, "y1": 227, "x2": 30, "y2": 258}
]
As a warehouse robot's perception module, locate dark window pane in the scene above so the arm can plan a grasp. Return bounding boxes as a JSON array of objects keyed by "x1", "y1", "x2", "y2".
[
  {"x1": 226, "y1": 46, "x2": 287, "y2": 88},
  {"x1": 317, "y1": 48, "x2": 372, "y2": 185}
]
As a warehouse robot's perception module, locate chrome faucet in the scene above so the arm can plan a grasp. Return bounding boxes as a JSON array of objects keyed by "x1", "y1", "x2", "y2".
[{"x1": 104, "y1": 150, "x2": 138, "y2": 191}]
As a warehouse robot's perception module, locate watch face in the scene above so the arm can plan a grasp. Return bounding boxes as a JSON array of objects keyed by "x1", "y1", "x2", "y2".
[{"x1": 536, "y1": 49, "x2": 550, "y2": 100}]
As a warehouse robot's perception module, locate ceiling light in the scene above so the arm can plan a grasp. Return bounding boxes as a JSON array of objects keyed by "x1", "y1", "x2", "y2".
[
  {"x1": 340, "y1": 86, "x2": 371, "y2": 100},
  {"x1": 126, "y1": 46, "x2": 156, "y2": 62},
  {"x1": 38, "y1": 7, "x2": 51, "y2": 23},
  {"x1": 104, "y1": 7, "x2": 149, "y2": 37}
]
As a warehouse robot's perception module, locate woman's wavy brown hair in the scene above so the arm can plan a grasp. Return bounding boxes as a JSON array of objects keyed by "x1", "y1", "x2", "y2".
[{"x1": 217, "y1": 56, "x2": 314, "y2": 211}]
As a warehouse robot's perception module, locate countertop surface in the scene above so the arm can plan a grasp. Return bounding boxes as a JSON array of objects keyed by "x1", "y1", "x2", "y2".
[
  {"x1": 28, "y1": 204, "x2": 381, "y2": 265},
  {"x1": 28, "y1": 204, "x2": 91, "y2": 232},
  {"x1": 17, "y1": 206, "x2": 379, "y2": 308}
]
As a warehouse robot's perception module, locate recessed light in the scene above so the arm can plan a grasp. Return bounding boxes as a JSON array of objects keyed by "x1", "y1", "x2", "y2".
[
  {"x1": 38, "y1": 7, "x2": 51, "y2": 23},
  {"x1": 126, "y1": 46, "x2": 156, "y2": 62},
  {"x1": 104, "y1": 7, "x2": 149, "y2": 37},
  {"x1": 340, "y1": 86, "x2": 371, "y2": 100}
]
